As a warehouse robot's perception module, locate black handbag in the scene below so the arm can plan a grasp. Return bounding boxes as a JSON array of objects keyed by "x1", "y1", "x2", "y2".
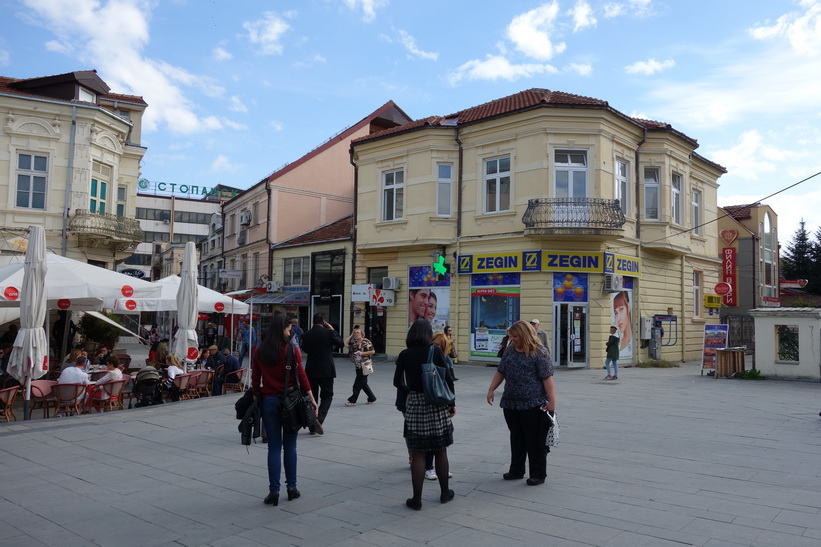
[
  {"x1": 280, "y1": 344, "x2": 315, "y2": 434},
  {"x1": 420, "y1": 345, "x2": 455, "y2": 407}
]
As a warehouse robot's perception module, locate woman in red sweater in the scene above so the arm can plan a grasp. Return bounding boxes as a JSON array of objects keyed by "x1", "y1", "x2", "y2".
[{"x1": 252, "y1": 313, "x2": 318, "y2": 507}]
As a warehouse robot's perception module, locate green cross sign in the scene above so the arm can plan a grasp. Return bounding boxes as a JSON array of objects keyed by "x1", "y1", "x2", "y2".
[{"x1": 433, "y1": 255, "x2": 448, "y2": 277}]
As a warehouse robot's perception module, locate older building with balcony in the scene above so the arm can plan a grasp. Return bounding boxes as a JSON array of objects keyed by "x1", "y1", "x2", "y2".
[
  {"x1": 351, "y1": 88, "x2": 726, "y2": 365},
  {"x1": 0, "y1": 70, "x2": 147, "y2": 268}
]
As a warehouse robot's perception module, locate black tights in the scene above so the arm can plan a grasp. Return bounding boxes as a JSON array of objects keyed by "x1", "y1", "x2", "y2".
[{"x1": 409, "y1": 448, "x2": 448, "y2": 502}]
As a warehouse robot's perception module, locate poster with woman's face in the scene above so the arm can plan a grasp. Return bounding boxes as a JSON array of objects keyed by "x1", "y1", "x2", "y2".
[
  {"x1": 407, "y1": 266, "x2": 450, "y2": 331},
  {"x1": 610, "y1": 290, "x2": 633, "y2": 361}
]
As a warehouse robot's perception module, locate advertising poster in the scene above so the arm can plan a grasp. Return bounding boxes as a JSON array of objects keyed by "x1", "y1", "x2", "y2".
[
  {"x1": 407, "y1": 265, "x2": 450, "y2": 332},
  {"x1": 701, "y1": 323, "x2": 729, "y2": 372},
  {"x1": 552, "y1": 272, "x2": 588, "y2": 302},
  {"x1": 470, "y1": 273, "x2": 521, "y2": 358},
  {"x1": 609, "y1": 287, "x2": 634, "y2": 361}
]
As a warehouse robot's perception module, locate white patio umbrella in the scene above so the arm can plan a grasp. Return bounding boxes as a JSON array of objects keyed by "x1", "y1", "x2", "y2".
[
  {"x1": 7, "y1": 226, "x2": 48, "y2": 420},
  {"x1": 172, "y1": 242, "x2": 199, "y2": 371},
  {"x1": 112, "y1": 275, "x2": 249, "y2": 314}
]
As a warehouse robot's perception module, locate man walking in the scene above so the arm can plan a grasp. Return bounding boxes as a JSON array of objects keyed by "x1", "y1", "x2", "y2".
[
  {"x1": 237, "y1": 320, "x2": 257, "y2": 368},
  {"x1": 530, "y1": 319, "x2": 548, "y2": 347},
  {"x1": 301, "y1": 313, "x2": 342, "y2": 435}
]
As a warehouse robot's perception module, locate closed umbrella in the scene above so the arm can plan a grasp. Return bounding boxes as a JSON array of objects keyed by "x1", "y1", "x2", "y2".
[
  {"x1": 173, "y1": 242, "x2": 199, "y2": 371},
  {"x1": 7, "y1": 226, "x2": 48, "y2": 420}
]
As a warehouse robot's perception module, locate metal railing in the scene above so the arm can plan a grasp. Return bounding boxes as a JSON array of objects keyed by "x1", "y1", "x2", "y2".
[
  {"x1": 522, "y1": 198, "x2": 626, "y2": 229},
  {"x1": 68, "y1": 209, "x2": 144, "y2": 244}
]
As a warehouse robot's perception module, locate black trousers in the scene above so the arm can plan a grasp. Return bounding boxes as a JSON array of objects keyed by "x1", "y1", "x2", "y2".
[
  {"x1": 503, "y1": 406, "x2": 549, "y2": 479},
  {"x1": 348, "y1": 367, "x2": 375, "y2": 404},
  {"x1": 308, "y1": 376, "x2": 334, "y2": 424}
]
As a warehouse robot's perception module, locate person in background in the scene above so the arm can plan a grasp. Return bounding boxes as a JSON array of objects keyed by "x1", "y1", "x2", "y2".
[
  {"x1": 423, "y1": 331, "x2": 457, "y2": 482},
  {"x1": 89, "y1": 355, "x2": 124, "y2": 404},
  {"x1": 62, "y1": 346, "x2": 84, "y2": 372},
  {"x1": 252, "y1": 313, "x2": 318, "y2": 507},
  {"x1": 238, "y1": 320, "x2": 258, "y2": 368},
  {"x1": 301, "y1": 313, "x2": 342, "y2": 435},
  {"x1": 604, "y1": 326, "x2": 620, "y2": 380},
  {"x1": 213, "y1": 348, "x2": 239, "y2": 396},
  {"x1": 529, "y1": 319, "x2": 548, "y2": 347},
  {"x1": 288, "y1": 313, "x2": 304, "y2": 347},
  {"x1": 394, "y1": 318, "x2": 456, "y2": 510},
  {"x1": 155, "y1": 339, "x2": 170, "y2": 365},
  {"x1": 344, "y1": 326, "x2": 377, "y2": 406},
  {"x1": 58, "y1": 355, "x2": 91, "y2": 407},
  {"x1": 487, "y1": 320, "x2": 555, "y2": 486},
  {"x1": 204, "y1": 322, "x2": 217, "y2": 347},
  {"x1": 94, "y1": 346, "x2": 110, "y2": 366},
  {"x1": 163, "y1": 354, "x2": 185, "y2": 402},
  {"x1": 205, "y1": 345, "x2": 224, "y2": 370}
]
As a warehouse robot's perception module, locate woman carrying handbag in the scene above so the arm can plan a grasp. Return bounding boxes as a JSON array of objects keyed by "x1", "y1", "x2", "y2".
[
  {"x1": 252, "y1": 313, "x2": 318, "y2": 506},
  {"x1": 344, "y1": 327, "x2": 377, "y2": 406}
]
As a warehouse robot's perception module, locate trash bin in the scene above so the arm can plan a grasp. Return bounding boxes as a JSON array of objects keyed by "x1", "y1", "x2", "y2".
[{"x1": 716, "y1": 347, "x2": 745, "y2": 378}]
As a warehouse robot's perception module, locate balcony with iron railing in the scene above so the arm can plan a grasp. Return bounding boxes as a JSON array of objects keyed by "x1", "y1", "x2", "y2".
[
  {"x1": 522, "y1": 198, "x2": 626, "y2": 239},
  {"x1": 68, "y1": 209, "x2": 144, "y2": 251}
]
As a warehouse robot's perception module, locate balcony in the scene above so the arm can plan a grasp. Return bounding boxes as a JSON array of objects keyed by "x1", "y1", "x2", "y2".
[
  {"x1": 522, "y1": 198, "x2": 626, "y2": 239},
  {"x1": 68, "y1": 209, "x2": 144, "y2": 251}
]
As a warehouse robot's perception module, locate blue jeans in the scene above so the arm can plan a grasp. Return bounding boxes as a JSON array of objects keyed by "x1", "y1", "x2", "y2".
[
  {"x1": 261, "y1": 395, "x2": 298, "y2": 493},
  {"x1": 605, "y1": 358, "x2": 618, "y2": 376},
  {"x1": 238, "y1": 343, "x2": 250, "y2": 367}
]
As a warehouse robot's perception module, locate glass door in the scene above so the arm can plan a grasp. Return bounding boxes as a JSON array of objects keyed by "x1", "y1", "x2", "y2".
[{"x1": 553, "y1": 303, "x2": 588, "y2": 368}]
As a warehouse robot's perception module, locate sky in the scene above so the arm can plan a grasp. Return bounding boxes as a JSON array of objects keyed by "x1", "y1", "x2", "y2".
[{"x1": 2, "y1": 0, "x2": 820, "y2": 245}]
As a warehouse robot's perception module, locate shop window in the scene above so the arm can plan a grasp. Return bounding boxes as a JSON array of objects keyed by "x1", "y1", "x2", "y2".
[{"x1": 775, "y1": 325, "x2": 799, "y2": 361}]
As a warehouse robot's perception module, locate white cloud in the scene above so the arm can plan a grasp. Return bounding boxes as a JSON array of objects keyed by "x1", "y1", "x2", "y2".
[
  {"x1": 570, "y1": 1, "x2": 597, "y2": 32},
  {"x1": 748, "y1": 1, "x2": 821, "y2": 57},
  {"x1": 712, "y1": 130, "x2": 778, "y2": 181},
  {"x1": 507, "y1": 2, "x2": 567, "y2": 61},
  {"x1": 213, "y1": 47, "x2": 233, "y2": 61},
  {"x1": 341, "y1": 0, "x2": 388, "y2": 23},
  {"x1": 229, "y1": 96, "x2": 247, "y2": 113},
  {"x1": 447, "y1": 55, "x2": 558, "y2": 85},
  {"x1": 603, "y1": 0, "x2": 654, "y2": 18},
  {"x1": 21, "y1": 0, "x2": 236, "y2": 135},
  {"x1": 270, "y1": 120, "x2": 285, "y2": 132},
  {"x1": 624, "y1": 58, "x2": 675, "y2": 75},
  {"x1": 210, "y1": 154, "x2": 242, "y2": 173},
  {"x1": 397, "y1": 30, "x2": 438, "y2": 61},
  {"x1": 567, "y1": 62, "x2": 592, "y2": 76},
  {"x1": 244, "y1": 11, "x2": 292, "y2": 55}
]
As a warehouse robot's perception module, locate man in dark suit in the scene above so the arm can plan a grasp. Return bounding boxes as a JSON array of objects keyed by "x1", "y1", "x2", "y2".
[
  {"x1": 301, "y1": 313, "x2": 342, "y2": 435},
  {"x1": 213, "y1": 348, "x2": 239, "y2": 396}
]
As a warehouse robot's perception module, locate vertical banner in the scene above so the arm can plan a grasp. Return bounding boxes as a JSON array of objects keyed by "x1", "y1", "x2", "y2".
[
  {"x1": 609, "y1": 289, "x2": 634, "y2": 361},
  {"x1": 408, "y1": 266, "x2": 450, "y2": 332},
  {"x1": 701, "y1": 324, "x2": 729, "y2": 373},
  {"x1": 469, "y1": 273, "x2": 521, "y2": 358},
  {"x1": 722, "y1": 248, "x2": 736, "y2": 306}
]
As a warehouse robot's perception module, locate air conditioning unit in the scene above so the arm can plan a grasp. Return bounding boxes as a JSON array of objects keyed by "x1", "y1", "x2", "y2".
[
  {"x1": 382, "y1": 276, "x2": 400, "y2": 290},
  {"x1": 604, "y1": 274, "x2": 624, "y2": 292},
  {"x1": 266, "y1": 280, "x2": 283, "y2": 293},
  {"x1": 240, "y1": 210, "x2": 252, "y2": 225}
]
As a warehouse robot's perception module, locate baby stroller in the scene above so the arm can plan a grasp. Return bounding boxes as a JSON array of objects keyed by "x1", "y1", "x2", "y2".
[{"x1": 132, "y1": 368, "x2": 164, "y2": 408}]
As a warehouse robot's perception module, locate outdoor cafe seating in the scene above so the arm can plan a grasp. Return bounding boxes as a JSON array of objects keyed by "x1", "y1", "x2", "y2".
[
  {"x1": 29, "y1": 379, "x2": 58, "y2": 419},
  {"x1": 0, "y1": 385, "x2": 20, "y2": 422},
  {"x1": 88, "y1": 379, "x2": 127, "y2": 413},
  {"x1": 52, "y1": 383, "x2": 87, "y2": 417}
]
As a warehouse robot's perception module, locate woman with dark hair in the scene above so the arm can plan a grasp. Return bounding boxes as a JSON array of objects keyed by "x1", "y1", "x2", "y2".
[
  {"x1": 487, "y1": 320, "x2": 555, "y2": 486},
  {"x1": 394, "y1": 318, "x2": 456, "y2": 510},
  {"x1": 252, "y1": 313, "x2": 318, "y2": 507}
]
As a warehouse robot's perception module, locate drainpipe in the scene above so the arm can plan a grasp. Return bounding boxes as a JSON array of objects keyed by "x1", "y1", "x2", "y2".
[
  {"x1": 349, "y1": 147, "x2": 359, "y2": 335},
  {"x1": 454, "y1": 126, "x2": 463, "y2": 356},
  {"x1": 266, "y1": 182, "x2": 273, "y2": 282},
  {"x1": 681, "y1": 255, "x2": 686, "y2": 361},
  {"x1": 634, "y1": 127, "x2": 646, "y2": 239},
  {"x1": 61, "y1": 105, "x2": 77, "y2": 256}
]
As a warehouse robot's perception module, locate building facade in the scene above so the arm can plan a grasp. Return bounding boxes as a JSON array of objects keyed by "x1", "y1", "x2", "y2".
[
  {"x1": 0, "y1": 70, "x2": 147, "y2": 267},
  {"x1": 351, "y1": 88, "x2": 726, "y2": 365}
]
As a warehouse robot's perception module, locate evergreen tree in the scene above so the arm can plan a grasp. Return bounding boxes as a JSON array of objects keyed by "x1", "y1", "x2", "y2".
[
  {"x1": 811, "y1": 226, "x2": 821, "y2": 295},
  {"x1": 781, "y1": 220, "x2": 814, "y2": 282}
]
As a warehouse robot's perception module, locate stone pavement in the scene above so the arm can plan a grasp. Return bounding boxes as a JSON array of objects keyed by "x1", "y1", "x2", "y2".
[{"x1": 1, "y1": 347, "x2": 821, "y2": 546}]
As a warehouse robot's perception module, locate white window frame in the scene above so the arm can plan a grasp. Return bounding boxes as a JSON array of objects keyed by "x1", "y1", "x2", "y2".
[
  {"x1": 283, "y1": 257, "x2": 309, "y2": 286},
  {"x1": 671, "y1": 173, "x2": 682, "y2": 225},
  {"x1": 691, "y1": 189, "x2": 701, "y2": 235},
  {"x1": 15, "y1": 152, "x2": 48, "y2": 210},
  {"x1": 436, "y1": 163, "x2": 453, "y2": 217},
  {"x1": 382, "y1": 169, "x2": 404, "y2": 221},
  {"x1": 615, "y1": 159, "x2": 629, "y2": 215},
  {"x1": 693, "y1": 271, "x2": 702, "y2": 318},
  {"x1": 644, "y1": 167, "x2": 660, "y2": 220},
  {"x1": 554, "y1": 149, "x2": 588, "y2": 199},
  {"x1": 116, "y1": 185, "x2": 127, "y2": 217},
  {"x1": 484, "y1": 155, "x2": 511, "y2": 213}
]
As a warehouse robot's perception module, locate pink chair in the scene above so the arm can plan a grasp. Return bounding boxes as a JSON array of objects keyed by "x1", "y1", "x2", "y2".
[
  {"x1": 30, "y1": 379, "x2": 58, "y2": 419},
  {"x1": 0, "y1": 386, "x2": 20, "y2": 422}
]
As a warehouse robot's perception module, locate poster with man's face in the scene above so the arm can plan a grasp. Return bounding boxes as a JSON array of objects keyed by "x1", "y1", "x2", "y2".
[{"x1": 408, "y1": 266, "x2": 450, "y2": 331}]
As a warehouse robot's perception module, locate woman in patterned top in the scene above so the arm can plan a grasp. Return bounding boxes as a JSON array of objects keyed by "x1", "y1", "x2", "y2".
[
  {"x1": 344, "y1": 327, "x2": 377, "y2": 405},
  {"x1": 486, "y1": 320, "x2": 555, "y2": 486}
]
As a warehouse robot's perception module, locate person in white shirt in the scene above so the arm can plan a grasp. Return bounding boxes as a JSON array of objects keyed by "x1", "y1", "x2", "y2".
[
  {"x1": 58, "y1": 356, "x2": 91, "y2": 405},
  {"x1": 90, "y1": 355, "x2": 124, "y2": 401},
  {"x1": 163, "y1": 354, "x2": 186, "y2": 401}
]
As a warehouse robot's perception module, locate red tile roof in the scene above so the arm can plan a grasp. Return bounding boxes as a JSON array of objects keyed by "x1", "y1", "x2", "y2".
[
  {"x1": 274, "y1": 215, "x2": 352, "y2": 248},
  {"x1": 722, "y1": 203, "x2": 761, "y2": 221}
]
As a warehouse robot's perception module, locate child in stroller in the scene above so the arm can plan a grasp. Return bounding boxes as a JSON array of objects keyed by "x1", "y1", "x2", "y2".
[{"x1": 133, "y1": 365, "x2": 164, "y2": 407}]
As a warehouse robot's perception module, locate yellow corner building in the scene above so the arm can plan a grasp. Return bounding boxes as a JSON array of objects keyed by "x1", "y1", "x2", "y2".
[{"x1": 350, "y1": 89, "x2": 725, "y2": 367}]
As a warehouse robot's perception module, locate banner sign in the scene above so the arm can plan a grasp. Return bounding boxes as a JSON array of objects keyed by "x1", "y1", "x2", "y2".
[
  {"x1": 457, "y1": 250, "x2": 641, "y2": 276},
  {"x1": 701, "y1": 324, "x2": 729, "y2": 372},
  {"x1": 722, "y1": 248, "x2": 736, "y2": 306}
]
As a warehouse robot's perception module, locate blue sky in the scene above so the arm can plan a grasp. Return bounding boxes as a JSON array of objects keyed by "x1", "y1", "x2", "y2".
[{"x1": 2, "y1": 0, "x2": 820, "y2": 242}]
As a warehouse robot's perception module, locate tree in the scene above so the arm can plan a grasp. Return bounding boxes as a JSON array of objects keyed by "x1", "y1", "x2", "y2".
[{"x1": 781, "y1": 220, "x2": 815, "y2": 282}]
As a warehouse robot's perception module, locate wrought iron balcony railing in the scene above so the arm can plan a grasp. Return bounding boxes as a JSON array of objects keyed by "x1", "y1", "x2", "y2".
[
  {"x1": 68, "y1": 209, "x2": 144, "y2": 248},
  {"x1": 522, "y1": 198, "x2": 626, "y2": 231}
]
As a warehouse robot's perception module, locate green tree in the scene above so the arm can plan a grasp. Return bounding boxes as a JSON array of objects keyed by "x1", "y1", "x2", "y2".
[{"x1": 781, "y1": 220, "x2": 815, "y2": 283}]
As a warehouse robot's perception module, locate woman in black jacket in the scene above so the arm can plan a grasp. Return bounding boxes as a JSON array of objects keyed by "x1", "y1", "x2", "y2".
[{"x1": 394, "y1": 318, "x2": 456, "y2": 510}]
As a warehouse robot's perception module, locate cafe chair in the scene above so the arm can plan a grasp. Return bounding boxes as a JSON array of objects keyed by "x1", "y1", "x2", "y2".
[
  {"x1": 29, "y1": 379, "x2": 58, "y2": 419},
  {"x1": 0, "y1": 385, "x2": 20, "y2": 422},
  {"x1": 171, "y1": 373, "x2": 194, "y2": 401},
  {"x1": 185, "y1": 371, "x2": 202, "y2": 399},
  {"x1": 52, "y1": 383, "x2": 88, "y2": 417},
  {"x1": 224, "y1": 368, "x2": 247, "y2": 393},
  {"x1": 89, "y1": 379, "x2": 127, "y2": 413},
  {"x1": 90, "y1": 371, "x2": 109, "y2": 382},
  {"x1": 194, "y1": 369, "x2": 214, "y2": 398}
]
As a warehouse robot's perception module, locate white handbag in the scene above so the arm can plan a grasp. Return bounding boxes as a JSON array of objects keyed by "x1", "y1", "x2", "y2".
[
  {"x1": 361, "y1": 362, "x2": 374, "y2": 376},
  {"x1": 545, "y1": 410, "x2": 560, "y2": 447}
]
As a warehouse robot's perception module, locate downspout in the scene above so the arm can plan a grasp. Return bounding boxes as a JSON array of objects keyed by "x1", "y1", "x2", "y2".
[
  {"x1": 634, "y1": 127, "x2": 646, "y2": 361},
  {"x1": 61, "y1": 105, "x2": 77, "y2": 256},
  {"x1": 454, "y1": 126, "x2": 463, "y2": 357},
  {"x1": 681, "y1": 255, "x2": 686, "y2": 362},
  {"x1": 266, "y1": 182, "x2": 273, "y2": 283},
  {"x1": 349, "y1": 147, "x2": 359, "y2": 335}
]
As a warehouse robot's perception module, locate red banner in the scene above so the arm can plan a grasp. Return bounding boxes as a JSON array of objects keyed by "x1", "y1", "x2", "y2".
[{"x1": 722, "y1": 247, "x2": 736, "y2": 306}]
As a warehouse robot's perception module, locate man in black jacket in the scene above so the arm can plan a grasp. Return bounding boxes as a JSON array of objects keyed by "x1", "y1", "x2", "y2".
[{"x1": 301, "y1": 313, "x2": 342, "y2": 435}]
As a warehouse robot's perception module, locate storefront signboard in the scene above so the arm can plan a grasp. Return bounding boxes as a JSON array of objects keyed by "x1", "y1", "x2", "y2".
[
  {"x1": 457, "y1": 250, "x2": 641, "y2": 276},
  {"x1": 701, "y1": 323, "x2": 729, "y2": 373}
]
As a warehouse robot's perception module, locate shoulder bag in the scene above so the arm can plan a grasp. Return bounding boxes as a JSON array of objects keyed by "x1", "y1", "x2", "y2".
[
  {"x1": 420, "y1": 345, "x2": 455, "y2": 406},
  {"x1": 280, "y1": 344, "x2": 315, "y2": 434}
]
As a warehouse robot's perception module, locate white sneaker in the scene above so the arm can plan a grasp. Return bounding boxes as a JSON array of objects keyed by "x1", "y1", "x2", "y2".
[{"x1": 425, "y1": 469, "x2": 437, "y2": 480}]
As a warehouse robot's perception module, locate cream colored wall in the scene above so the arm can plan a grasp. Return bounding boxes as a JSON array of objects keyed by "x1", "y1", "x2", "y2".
[{"x1": 751, "y1": 309, "x2": 821, "y2": 380}]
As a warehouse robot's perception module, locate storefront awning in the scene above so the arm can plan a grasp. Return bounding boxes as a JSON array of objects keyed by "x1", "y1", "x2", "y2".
[{"x1": 245, "y1": 291, "x2": 311, "y2": 306}]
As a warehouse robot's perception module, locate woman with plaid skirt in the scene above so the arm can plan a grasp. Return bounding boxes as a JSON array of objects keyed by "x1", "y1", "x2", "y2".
[{"x1": 394, "y1": 318, "x2": 456, "y2": 510}]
